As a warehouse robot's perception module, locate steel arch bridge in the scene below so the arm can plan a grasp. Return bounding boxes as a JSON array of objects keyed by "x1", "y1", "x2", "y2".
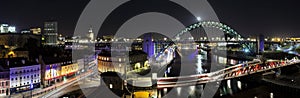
[
  {"x1": 174, "y1": 21, "x2": 255, "y2": 53},
  {"x1": 175, "y1": 21, "x2": 242, "y2": 40}
]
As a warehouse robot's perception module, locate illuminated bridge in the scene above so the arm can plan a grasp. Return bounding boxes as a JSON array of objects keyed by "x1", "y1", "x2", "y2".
[
  {"x1": 153, "y1": 21, "x2": 300, "y2": 89},
  {"x1": 156, "y1": 58, "x2": 300, "y2": 88}
]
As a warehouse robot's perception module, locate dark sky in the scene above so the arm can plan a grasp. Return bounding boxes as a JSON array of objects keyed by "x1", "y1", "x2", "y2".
[{"x1": 0, "y1": 0, "x2": 299, "y2": 37}]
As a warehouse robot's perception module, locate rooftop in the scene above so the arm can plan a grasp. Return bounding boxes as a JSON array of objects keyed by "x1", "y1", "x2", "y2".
[
  {"x1": 41, "y1": 56, "x2": 73, "y2": 65},
  {"x1": 0, "y1": 57, "x2": 39, "y2": 71}
]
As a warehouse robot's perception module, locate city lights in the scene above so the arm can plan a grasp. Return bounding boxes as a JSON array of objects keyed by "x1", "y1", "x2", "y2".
[{"x1": 0, "y1": 0, "x2": 299, "y2": 97}]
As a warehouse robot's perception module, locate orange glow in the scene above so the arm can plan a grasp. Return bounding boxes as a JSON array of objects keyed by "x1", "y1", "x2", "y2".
[
  {"x1": 61, "y1": 63, "x2": 79, "y2": 76},
  {"x1": 7, "y1": 51, "x2": 16, "y2": 57},
  {"x1": 134, "y1": 91, "x2": 150, "y2": 98}
]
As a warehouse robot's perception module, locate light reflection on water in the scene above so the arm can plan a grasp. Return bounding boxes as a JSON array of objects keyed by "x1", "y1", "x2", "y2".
[{"x1": 186, "y1": 52, "x2": 249, "y2": 97}]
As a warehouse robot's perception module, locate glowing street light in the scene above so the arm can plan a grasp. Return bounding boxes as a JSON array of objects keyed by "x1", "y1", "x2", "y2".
[
  {"x1": 109, "y1": 84, "x2": 113, "y2": 89},
  {"x1": 197, "y1": 17, "x2": 202, "y2": 21}
]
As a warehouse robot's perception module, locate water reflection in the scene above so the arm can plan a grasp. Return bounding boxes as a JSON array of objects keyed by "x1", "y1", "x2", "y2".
[
  {"x1": 165, "y1": 49, "x2": 253, "y2": 97},
  {"x1": 194, "y1": 52, "x2": 250, "y2": 97},
  {"x1": 196, "y1": 55, "x2": 204, "y2": 74}
]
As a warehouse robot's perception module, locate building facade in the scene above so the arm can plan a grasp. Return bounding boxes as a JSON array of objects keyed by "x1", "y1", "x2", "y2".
[
  {"x1": 97, "y1": 52, "x2": 128, "y2": 74},
  {"x1": 43, "y1": 59, "x2": 80, "y2": 87},
  {"x1": 9, "y1": 64, "x2": 41, "y2": 94},
  {"x1": 44, "y1": 63, "x2": 62, "y2": 86},
  {"x1": 0, "y1": 58, "x2": 41, "y2": 95},
  {"x1": 61, "y1": 62, "x2": 79, "y2": 80},
  {"x1": 97, "y1": 50, "x2": 148, "y2": 75},
  {"x1": 0, "y1": 71, "x2": 10, "y2": 96}
]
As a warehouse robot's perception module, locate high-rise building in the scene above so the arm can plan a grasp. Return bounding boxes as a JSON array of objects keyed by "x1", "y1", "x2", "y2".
[
  {"x1": 143, "y1": 33, "x2": 155, "y2": 57},
  {"x1": 44, "y1": 22, "x2": 58, "y2": 45},
  {"x1": 257, "y1": 34, "x2": 265, "y2": 54}
]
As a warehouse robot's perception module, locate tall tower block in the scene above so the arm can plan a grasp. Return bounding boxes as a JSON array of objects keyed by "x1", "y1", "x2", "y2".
[
  {"x1": 44, "y1": 21, "x2": 58, "y2": 45},
  {"x1": 143, "y1": 33, "x2": 155, "y2": 57},
  {"x1": 257, "y1": 34, "x2": 265, "y2": 55}
]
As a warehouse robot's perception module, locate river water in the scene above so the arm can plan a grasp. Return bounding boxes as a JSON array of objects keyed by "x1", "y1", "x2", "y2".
[{"x1": 163, "y1": 49, "x2": 300, "y2": 98}]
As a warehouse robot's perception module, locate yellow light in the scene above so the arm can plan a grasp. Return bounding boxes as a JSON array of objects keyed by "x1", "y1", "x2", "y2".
[
  {"x1": 277, "y1": 38, "x2": 281, "y2": 41},
  {"x1": 271, "y1": 38, "x2": 275, "y2": 41},
  {"x1": 134, "y1": 91, "x2": 150, "y2": 98},
  {"x1": 135, "y1": 63, "x2": 141, "y2": 69}
]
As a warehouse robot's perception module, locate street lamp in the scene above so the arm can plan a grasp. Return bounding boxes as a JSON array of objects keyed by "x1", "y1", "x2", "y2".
[{"x1": 197, "y1": 17, "x2": 202, "y2": 21}]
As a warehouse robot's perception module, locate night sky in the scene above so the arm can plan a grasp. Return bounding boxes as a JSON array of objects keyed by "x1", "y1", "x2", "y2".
[{"x1": 0, "y1": 0, "x2": 299, "y2": 37}]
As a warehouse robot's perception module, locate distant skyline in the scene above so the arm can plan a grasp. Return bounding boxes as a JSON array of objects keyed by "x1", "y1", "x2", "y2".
[{"x1": 0, "y1": 0, "x2": 299, "y2": 37}]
